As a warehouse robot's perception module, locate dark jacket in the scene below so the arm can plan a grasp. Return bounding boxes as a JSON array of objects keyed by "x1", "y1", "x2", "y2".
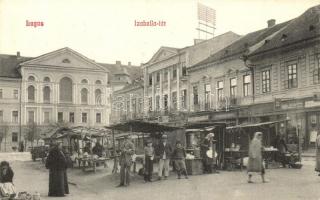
[
  {"x1": 172, "y1": 147, "x2": 186, "y2": 159},
  {"x1": 92, "y1": 144, "x2": 104, "y2": 157},
  {"x1": 156, "y1": 142, "x2": 173, "y2": 159},
  {"x1": 46, "y1": 148, "x2": 68, "y2": 170},
  {"x1": 0, "y1": 167, "x2": 14, "y2": 183}
]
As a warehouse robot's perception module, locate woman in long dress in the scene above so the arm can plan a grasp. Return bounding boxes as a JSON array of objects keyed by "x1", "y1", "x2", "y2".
[
  {"x1": 315, "y1": 133, "x2": 320, "y2": 176},
  {"x1": 45, "y1": 142, "x2": 69, "y2": 197},
  {"x1": 247, "y1": 132, "x2": 268, "y2": 183}
]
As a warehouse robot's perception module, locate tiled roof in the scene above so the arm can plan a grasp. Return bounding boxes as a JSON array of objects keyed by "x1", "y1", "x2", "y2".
[
  {"x1": 114, "y1": 78, "x2": 144, "y2": 94},
  {"x1": 99, "y1": 63, "x2": 142, "y2": 82},
  {"x1": 250, "y1": 4, "x2": 320, "y2": 56},
  {"x1": 0, "y1": 54, "x2": 32, "y2": 78},
  {"x1": 192, "y1": 21, "x2": 291, "y2": 68}
]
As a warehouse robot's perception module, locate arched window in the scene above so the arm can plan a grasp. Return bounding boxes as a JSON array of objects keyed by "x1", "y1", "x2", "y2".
[
  {"x1": 43, "y1": 77, "x2": 50, "y2": 82},
  {"x1": 28, "y1": 85, "x2": 35, "y2": 102},
  {"x1": 28, "y1": 76, "x2": 35, "y2": 81},
  {"x1": 95, "y1": 80, "x2": 102, "y2": 85},
  {"x1": 60, "y1": 77, "x2": 73, "y2": 102},
  {"x1": 43, "y1": 86, "x2": 50, "y2": 103},
  {"x1": 81, "y1": 88, "x2": 88, "y2": 104},
  {"x1": 95, "y1": 89, "x2": 102, "y2": 105},
  {"x1": 81, "y1": 79, "x2": 88, "y2": 84}
]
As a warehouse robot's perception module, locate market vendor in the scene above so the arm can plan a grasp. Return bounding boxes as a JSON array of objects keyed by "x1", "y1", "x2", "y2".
[
  {"x1": 92, "y1": 142, "x2": 104, "y2": 157},
  {"x1": 83, "y1": 142, "x2": 92, "y2": 154},
  {"x1": 200, "y1": 133, "x2": 218, "y2": 174}
]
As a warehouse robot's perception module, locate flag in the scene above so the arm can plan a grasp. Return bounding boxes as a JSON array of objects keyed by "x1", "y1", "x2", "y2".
[{"x1": 197, "y1": 2, "x2": 216, "y2": 26}]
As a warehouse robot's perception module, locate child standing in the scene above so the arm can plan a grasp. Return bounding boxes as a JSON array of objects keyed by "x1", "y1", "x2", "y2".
[
  {"x1": 172, "y1": 141, "x2": 188, "y2": 179},
  {"x1": 144, "y1": 140, "x2": 154, "y2": 182}
]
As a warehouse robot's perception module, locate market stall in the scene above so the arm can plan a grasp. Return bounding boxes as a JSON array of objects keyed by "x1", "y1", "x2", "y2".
[
  {"x1": 183, "y1": 122, "x2": 227, "y2": 174},
  {"x1": 225, "y1": 120, "x2": 288, "y2": 170}
]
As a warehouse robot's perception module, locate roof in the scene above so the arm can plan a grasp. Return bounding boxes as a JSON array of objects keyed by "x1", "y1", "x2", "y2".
[
  {"x1": 114, "y1": 78, "x2": 144, "y2": 94},
  {"x1": 192, "y1": 21, "x2": 291, "y2": 68},
  {"x1": 0, "y1": 54, "x2": 32, "y2": 78},
  {"x1": 105, "y1": 120, "x2": 181, "y2": 133},
  {"x1": 226, "y1": 120, "x2": 288, "y2": 130},
  {"x1": 99, "y1": 63, "x2": 142, "y2": 83},
  {"x1": 250, "y1": 4, "x2": 320, "y2": 56}
]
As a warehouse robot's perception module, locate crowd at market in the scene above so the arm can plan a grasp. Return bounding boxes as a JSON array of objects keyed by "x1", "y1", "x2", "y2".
[{"x1": 0, "y1": 131, "x2": 320, "y2": 198}]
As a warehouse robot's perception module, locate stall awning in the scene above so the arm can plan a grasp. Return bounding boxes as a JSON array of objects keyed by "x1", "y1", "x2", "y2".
[
  {"x1": 105, "y1": 120, "x2": 181, "y2": 133},
  {"x1": 226, "y1": 120, "x2": 288, "y2": 130}
]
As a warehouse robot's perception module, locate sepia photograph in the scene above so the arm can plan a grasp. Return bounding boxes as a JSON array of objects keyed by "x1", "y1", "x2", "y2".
[{"x1": 0, "y1": 0, "x2": 320, "y2": 199}]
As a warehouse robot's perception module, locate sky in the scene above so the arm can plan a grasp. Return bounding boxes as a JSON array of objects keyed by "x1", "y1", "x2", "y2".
[{"x1": 0, "y1": 0, "x2": 319, "y2": 66}]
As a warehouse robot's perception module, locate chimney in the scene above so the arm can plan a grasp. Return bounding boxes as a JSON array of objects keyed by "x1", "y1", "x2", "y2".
[
  {"x1": 128, "y1": 62, "x2": 131, "y2": 67},
  {"x1": 116, "y1": 60, "x2": 121, "y2": 66},
  {"x1": 267, "y1": 19, "x2": 276, "y2": 28},
  {"x1": 16, "y1": 51, "x2": 20, "y2": 58}
]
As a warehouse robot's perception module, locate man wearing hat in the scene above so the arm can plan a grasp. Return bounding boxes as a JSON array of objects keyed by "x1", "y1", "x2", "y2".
[
  {"x1": 201, "y1": 132, "x2": 218, "y2": 173},
  {"x1": 156, "y1": 134, "x2": 173, "y2": 180},
  {"x1": 117, "y1": 135, "x2": 135, "y2": 187},
  {"x1": 144, "y1": 139, "x2": 154, "y2": 182}
]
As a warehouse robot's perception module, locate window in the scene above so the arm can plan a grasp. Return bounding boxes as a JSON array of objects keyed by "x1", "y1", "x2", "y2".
[
  {"x1": 230, "y1": 78, "x2": 237, "y2": 97},
  {"x1": 58, "y1": 112, "x2": 63, "y2": 123},
  {"x1": 13, "y1": 90, "x2": 18, "y2": 99},
  {"x1": 43, "y1": 86, "x2": 50, "y2": 102},
  {"x1": 181, "y1": 89, "x2": 187, "y2": 109},
  {"x1": 81, "y1": 79, "x2": 88, "y2": 84},
  {"x1": 82, "y1": 113, "x2": 87, "y2": 123},
  {"x1": 95, "y1": 89, "x2": 102, "y2": 105},
  {"x1": 149, "y1": 97, "x2": 152, "y2": 111},
  {"x1": 0, "y1": 89, "x2": 2, "y2": 99},
  {"x1": 217, "y1": 81, "x2": 224, "y2": 100},
  {"x1": 0, "y1": 111, "x2": 3, "y2": 122},
  {"x1": 182, "y1": 62, "x2": 187, "y2": 76},
  {"x1": 204, "y1": 84, "x2": 211, "y2": 110},
  {"x1": 69, "y1": 112, "x2": 74, "y2": 123},
  {"x1": 12, "y1": 111, "x2": 18, "y2": 123},
  {"x1": 28, "y1": 76, "x2": 35, "y2": 81},
  {"x1": 28, "y1": 111, "x2": 34, "y2": 123},
  {"x1": 193, "y1": 86, "x2": 199, "y2": 105},
  {"x1": 164, "y1": 94, "x2": 168, "y2": 111},
  {"x1": 313, "y1": 57, "x2": 320, "y2": 84},
  {"x1": 156, "y1": 72, "x2": 160, "y2": 83},
  {"x1": 95, "y1": 80, "x2": 102, "y2": 85},
  {"x1": 96, "y1": 113, "x2": 101, "y2": 123},
  {"x1": 44, "y1": 112, "x2": 50, "y2": 123},
  {"x1": 149, "y1": 75, "x2": 152, "y2": 86},
  {"x1": 12, "y1": 132, "x2": 18, "y2": 142},
  {"x1": 81, "y1": 88, "x2": 88, "y2": 104},
  {"x1": 28, "y1": 85, "x2": 35, "y2": 102},
  {"x1": 43, "y1": 77, "x2": 50, "y2": 82},
  {"x1": 156, "y1": 95, "x2": 160, "y2": 111},
  {"x1": 172, "y1": 91, "x2": 177, "y2": 110},
  {"x1": 173, "y1": 68, "x2": 177, "y2": 79},
  {"x1": 287, "y1": 64, "x2": 297, "y2": 89},
  {"x1": 60, "y1": 77, "x2": 73, "y2": 102},
  {"x1": 262, "y1": 70, "x2": 271, "y2": 93},
  {"x1": 243, "y1": 75, "x2": 251, "y2": 97}
]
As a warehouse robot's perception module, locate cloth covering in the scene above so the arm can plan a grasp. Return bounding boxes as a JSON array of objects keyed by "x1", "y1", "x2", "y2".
[
  {"x1": 0, "y1": 183, "x2": 15, "y2": 197},
  {"x1": 247, "y1": 132, "x2": 264, "y2": 173}
]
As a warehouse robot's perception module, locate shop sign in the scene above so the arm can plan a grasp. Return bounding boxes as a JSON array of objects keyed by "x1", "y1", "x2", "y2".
[
  {"x1": 187, "y1": 115, "x2": 209, "y2": 122},
  {"x1": 305, "y1": 100, "x2": 320, "y2": 108},
  {"x1": 211, "y1": 111, "x2": 237, "y2": 120},
  {"x1": 280, "y1": 101, "x2": 304, "y2": 110}
]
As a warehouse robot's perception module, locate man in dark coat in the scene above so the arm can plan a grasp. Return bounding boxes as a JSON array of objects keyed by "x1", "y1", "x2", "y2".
[
  {"x1": 117, "y1": 135, "x2": 135, "y2": 187},
  {"x1": 155, "y1": 134, "x2": 173, "y2": 180},
  {"x1": 92, "y1": 142, "x2": 104, "y2": 157},
  {"x1": 46, "y1": 142, "x2": 69, "y2": 197}
]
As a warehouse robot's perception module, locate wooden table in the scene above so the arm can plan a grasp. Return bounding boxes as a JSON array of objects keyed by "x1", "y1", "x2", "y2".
[
  {"x1": 185, "y1": 158, "x2": 203, "y2": 175},
  {"x1": 263, "y1": 149, "x2": 278, "y2": 169},
  {"x1": 76, "y1": 157, "x2": 108, "y2": 172},
  {"x1": 224, "y1": 150, "x2": 247, "y2": 171}
]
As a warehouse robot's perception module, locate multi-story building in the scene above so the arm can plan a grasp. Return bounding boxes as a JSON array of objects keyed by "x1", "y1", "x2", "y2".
[
  {"x1": 143, "y1": 32, "x2": 241, "y2": 123},
  {"x1": 0, "y1": 47, "x2": 138, "y2": 151},
  {"x1": 187, "y1": 5, "x2": 320, "y2": 149}
]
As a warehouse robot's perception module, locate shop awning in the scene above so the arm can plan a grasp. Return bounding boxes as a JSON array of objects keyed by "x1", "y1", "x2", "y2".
[
  {"x1": 105, "y1": 120, "x2": 181, "y2": 133},
  {"x1": 226, "y1": 120, "x2": 288, "y2": 130}
]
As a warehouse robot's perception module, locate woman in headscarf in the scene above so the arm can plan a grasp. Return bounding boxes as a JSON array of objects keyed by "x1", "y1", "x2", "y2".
[
  {"x1": 45, "y1": 142, "x2": 69, "y2": 197},
  {"x1": 315, "y1": 133, "x2": 320, "y2": 176},
  {"x1": 247, "y1": 132, "x2": 267, "y2": 183},
  {"x1": 0, "y1": 161, "x2": 15, "y2": 198}
]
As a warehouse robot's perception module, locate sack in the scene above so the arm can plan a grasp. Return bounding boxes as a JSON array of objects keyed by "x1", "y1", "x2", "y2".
[{"x1": 0, "y1": 183, "x2": 16, "y2": 197}]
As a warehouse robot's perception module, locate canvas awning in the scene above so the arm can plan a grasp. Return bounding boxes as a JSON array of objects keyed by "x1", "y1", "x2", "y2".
[
  {"x1": 105, "y1": 120, "x2": 181, "y2": 133},
  {"x1": 226, "y1": 120, "x2": 288, "y2": 130}
]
